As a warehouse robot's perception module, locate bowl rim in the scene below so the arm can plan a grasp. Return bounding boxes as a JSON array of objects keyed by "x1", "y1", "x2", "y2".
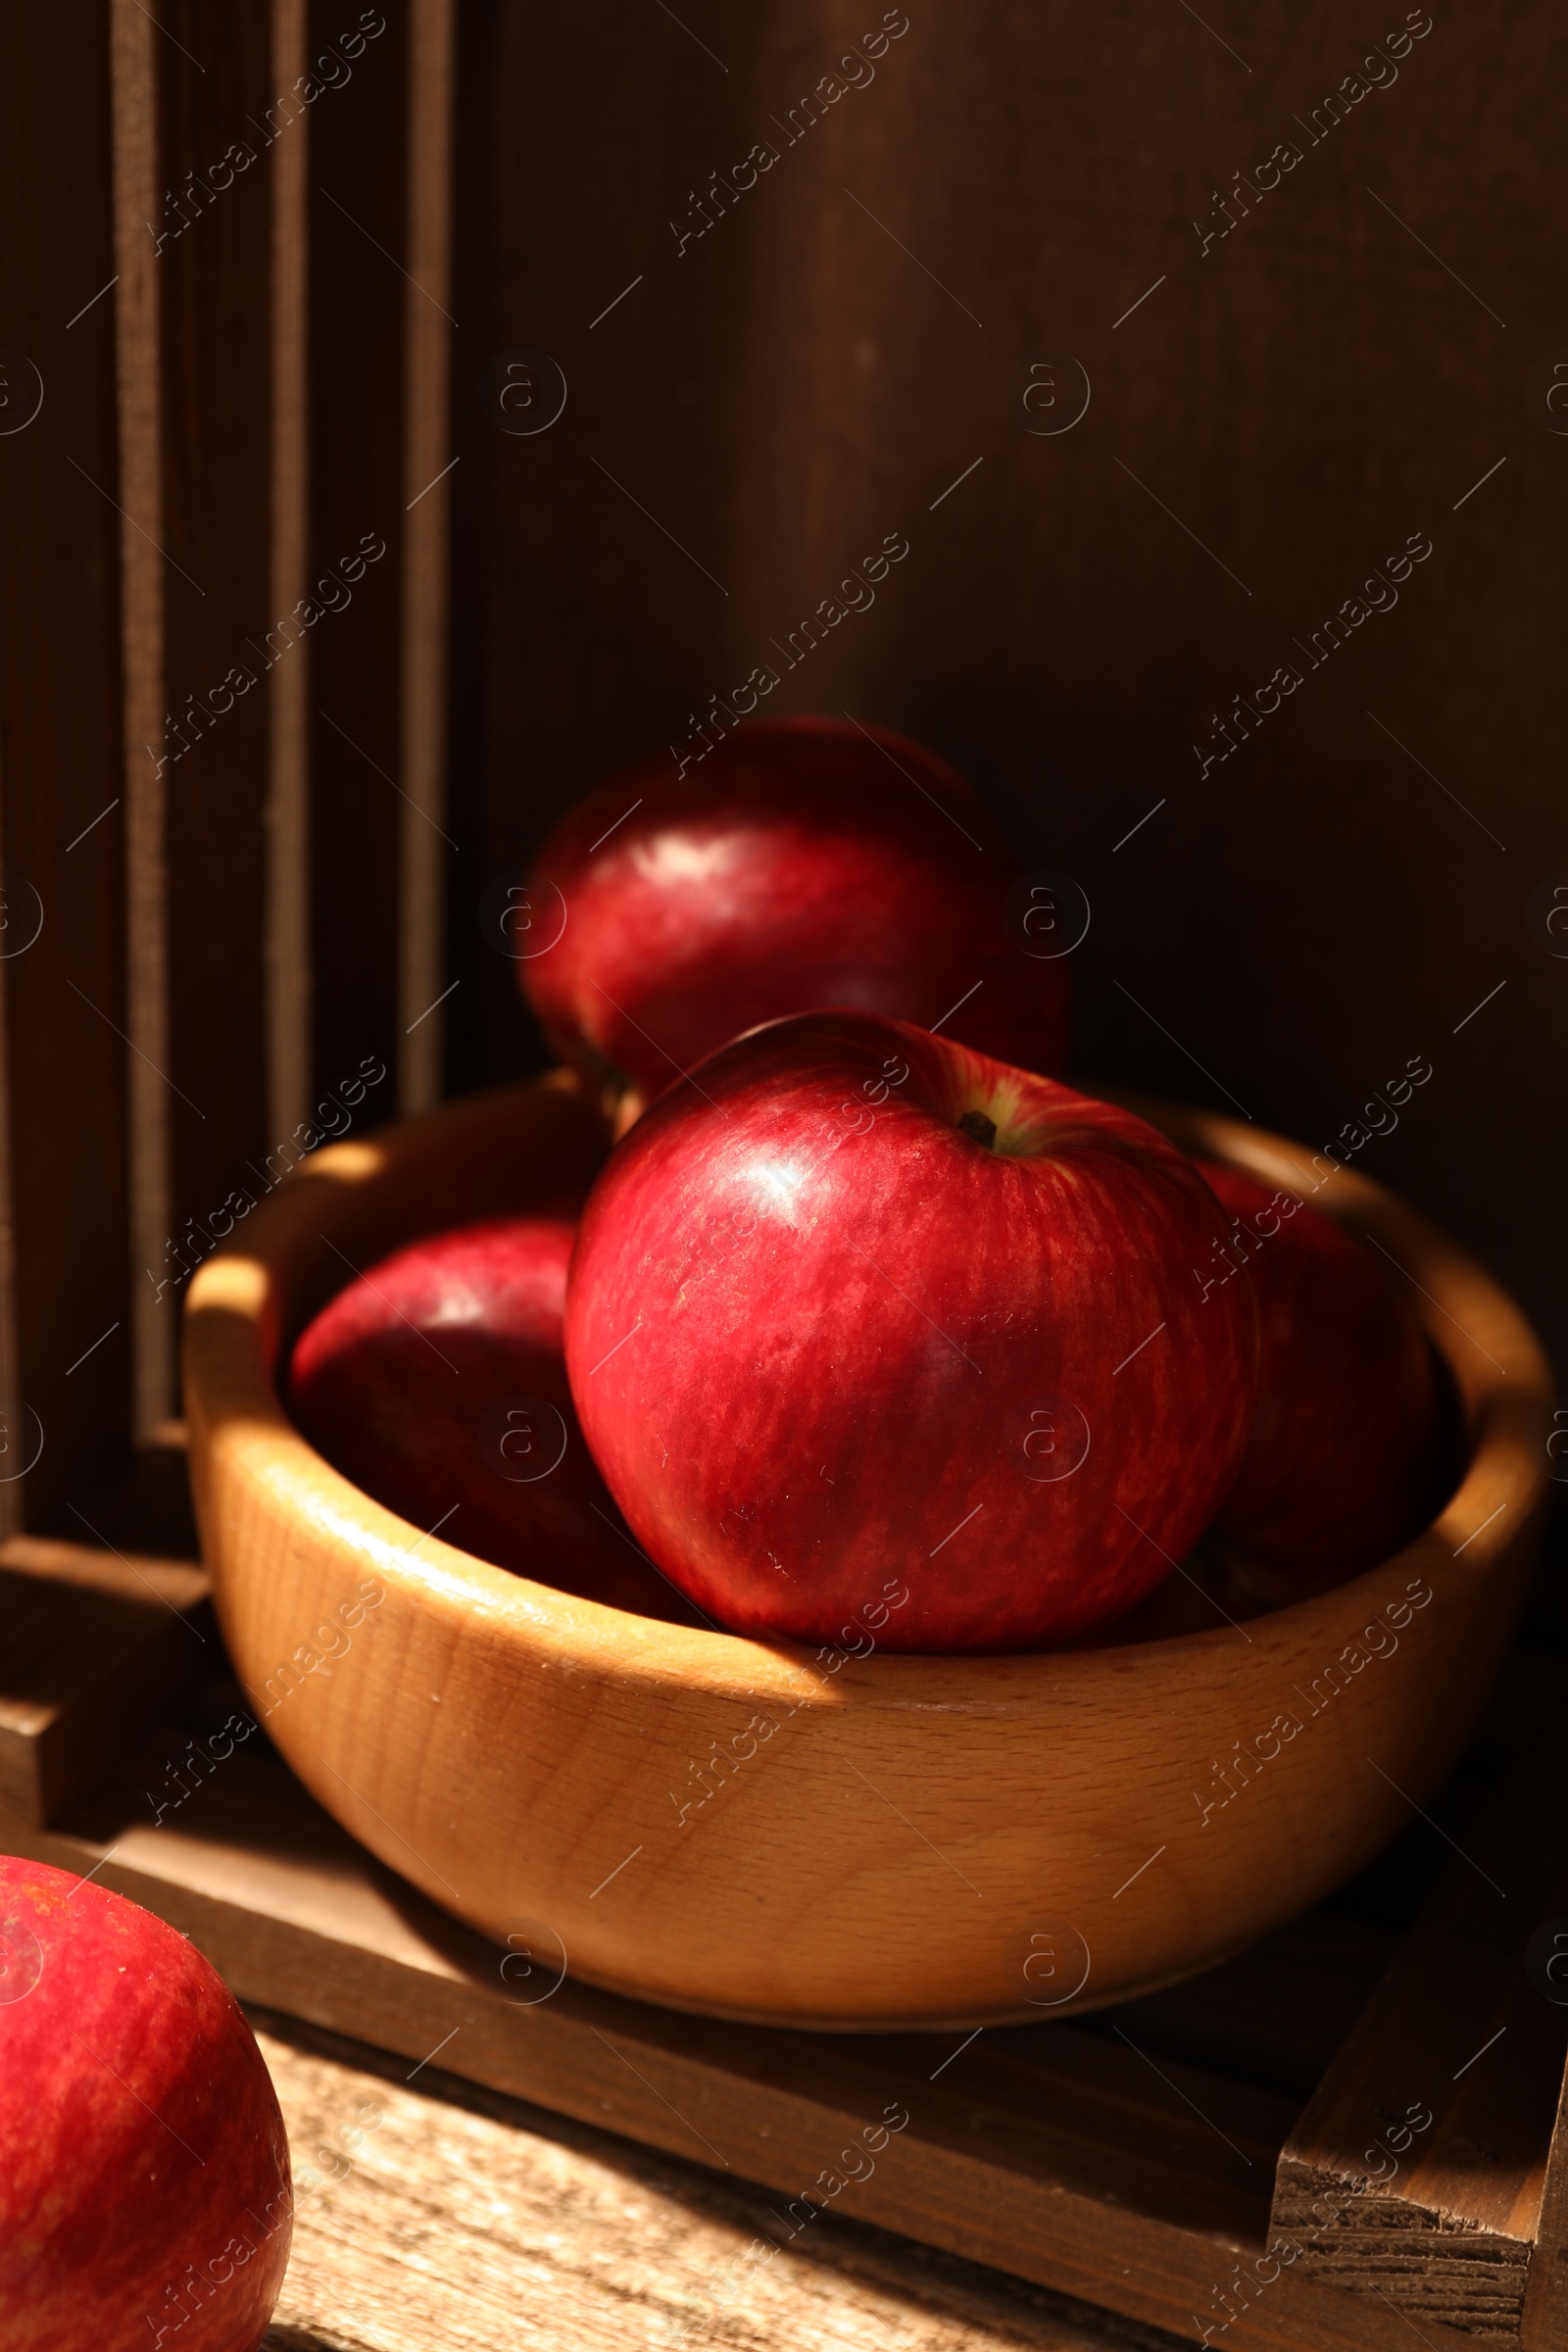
[{"x1": 183, "y1": 1072, "x2": 1553, "y2": 1714}]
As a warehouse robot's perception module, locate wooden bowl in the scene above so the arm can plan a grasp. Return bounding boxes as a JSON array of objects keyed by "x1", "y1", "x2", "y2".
[{"x1": 183, "y1": 1075, "x2": 1552, "y2": 2031}]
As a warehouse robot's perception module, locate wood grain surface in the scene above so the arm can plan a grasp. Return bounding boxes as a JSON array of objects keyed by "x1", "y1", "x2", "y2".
[
  {"x1": 1522, "y1": 2040, "x2": 1568, "y2": 2352},
  {"x1": 267, "y1": 0, "x2": 313, "y2": 1149},
  {"x1": 110, "y1": 0, "x2": 173, "y2": 1438},
  {"x1": 1272, "y1": 1709, "x2": 1568, "y2": 2338},
  {"x1": 252, "y1": 2010, "x2": 1191, "y2": 2352}
]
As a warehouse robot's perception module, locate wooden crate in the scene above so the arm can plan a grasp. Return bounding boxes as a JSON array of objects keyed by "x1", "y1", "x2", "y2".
[
  {"x1": 1, "y1": 9, "x2": 1564, "y2": 2345},
  {"x1": 5, "y1": 1516, "x2": 1568, "y2": 2352},
  {"x1": 0, "y1": 1, "x2": 1562, "y2": 1524}
]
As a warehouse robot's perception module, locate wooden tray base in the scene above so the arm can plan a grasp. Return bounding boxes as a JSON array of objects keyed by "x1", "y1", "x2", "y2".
[{"x1": 4, "y1": 1529, "x2": 1566, "y2": 2352}]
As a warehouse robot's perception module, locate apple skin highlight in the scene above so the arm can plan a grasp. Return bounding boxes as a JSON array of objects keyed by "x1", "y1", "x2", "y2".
[
  {"x1": 566, "y1": 1010, "x2": 1259, "y2": 1652},
  {"x1": 520, "y1": 714, "x2": 1070, "y2": 1104}
]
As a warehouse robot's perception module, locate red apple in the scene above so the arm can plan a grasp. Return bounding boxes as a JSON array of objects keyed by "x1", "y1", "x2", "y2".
[
  {"x1": 0, "y1": 1854, "x2": 290, "y2": 2349},
  {"x1": 517, "y1": 714, "x2": 1071, "y2": 1106},
  {"x1": 288, "y1": 1210, "x2": 699, "y2": 1623},
  {"x1": 1198, "y1": 1159, "x2": 1443, "y2": 1581},
  {"x1": 564, "y1": 1011, "x2": 1258, "y2": 1651}
]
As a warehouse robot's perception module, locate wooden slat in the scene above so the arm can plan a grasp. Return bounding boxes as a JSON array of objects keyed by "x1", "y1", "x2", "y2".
[
  {"x1": 1094, "y1": 1914, "x2": 1400, "y2": 2107},
  {"x1": 156, "y1": 0, "x2": 273, "y2": 1336},
  {"x1": 0, "y1": 898, "x2": 20, "y2": 1544},
  {"x1": 398, "y1": 0, "x2": 457, "y2": 1112},
  {"x1": 307, "y1": 0, "x2": 408, "y2": 1105},
  {"x1": 267, "y1": 0, "x2": 313, "y2": 1147},
  {"x1": 0, "y1": 0, "x2": 131, "y2": 1530},
  {"x1": 842, "y1": 2021, "x2": 1293, "y2": 2245},
  {"x1": 1271, "y1": 1720, "x2": 1568, "y2": 2336},
  {"x1": 440, "y1": 0, "x2": 529, "y2": 1102},
  {"x1": 1522, "y1": 2053, "x2": 1568, "y2": 2351},
  {"x1": 109, "y1": 0, "x2": 172, "y2": 1439}
]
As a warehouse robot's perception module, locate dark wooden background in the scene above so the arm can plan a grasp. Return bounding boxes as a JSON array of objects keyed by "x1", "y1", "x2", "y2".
[{"x1": 0, "y1": 0, "x2": 1562, "y2": 1534}]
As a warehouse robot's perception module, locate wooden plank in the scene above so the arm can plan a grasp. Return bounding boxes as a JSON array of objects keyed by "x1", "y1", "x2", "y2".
[
  {"x1": 306, "y1": 0, "x2": 408, "y2": 1104},
  {"x1": 109, "y1": 0, "x2": 173, "y2": 1438},
  {"x1": 267, "y1": 0, "x2": 313, "y2": 1148},
  {"x1": 254, "y1": 2008, "x2": 1197, "y2": 2352},
  {"x1": 155, "y1": 0, "x2": 274, "y2": 1327},
  {"x1": 1522, "y1": 2049, "x2": 1568, "y2": 2351},
  {"x1": 398, "y1": 0, "x2": 457, "y2": 1112},
  {"x1": 1271, "y1": 1721, "x2": 1568, "y2": 2336},
  {"x1": 0, "y1": 0, "x2": 132, "y2": 1528},
  {"x1": 1096, "y1": 1912, "x2": 1400, "y2": 2106},
  {"x1": 0, "y1": 893, "x2": 20, "y2": 1544},
  {"x1": 438, "y1": 0, "x2": 514, "y2": 1105},
  {"x1": 829, "y1": 2020, "x2": 1293, "y2": 2245}
]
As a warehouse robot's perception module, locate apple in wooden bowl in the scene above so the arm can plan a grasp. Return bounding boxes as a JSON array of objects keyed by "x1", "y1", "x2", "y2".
[{"x1": 181, "y1": 1071, "x2": 1551, "y2": 2030}]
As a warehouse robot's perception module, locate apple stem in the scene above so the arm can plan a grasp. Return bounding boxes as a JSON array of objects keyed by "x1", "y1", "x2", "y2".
[{"x1": 956, "y1": 1110, "x2": 998, "y2": 1149}]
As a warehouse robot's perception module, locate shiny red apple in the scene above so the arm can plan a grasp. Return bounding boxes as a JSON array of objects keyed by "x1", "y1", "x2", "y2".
[
  {"x1": 517, "y1": 714, "x2": 1070, "y2": 1106},
  {"x1": 565, "y1": 1011, "x2": 1258, "y2": 1651},
  {"x1": 288, "y1": 1210, "x2": 698, "y2": 1622},
  {"x1": 0, "y1": 1854, "x2": 291, "y2": 2349},
  {"x1": 1199, "y1": 1160, "x2": 1443, "y2": 1581}
]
